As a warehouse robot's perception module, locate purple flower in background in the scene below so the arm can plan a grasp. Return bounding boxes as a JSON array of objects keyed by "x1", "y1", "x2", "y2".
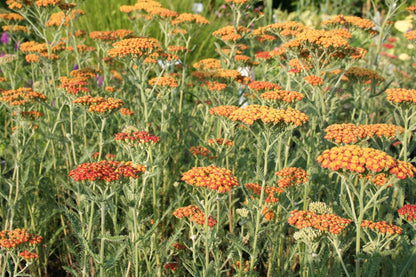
[
  {"x1": 1, "y1": 32, "x2": 9, "y2": 44},
  {"x1": 14, "y1": 42, "x2": 19, "y2": 50},
  {"x1": 0, "y1": 51, "x2": 5, "y2": 57},
  {"x1": 96, "y1": 75, "x2": 104, "y2": 87},
  {"x1": 73, "y1": 64, "x2": 79, "y2": 70}
]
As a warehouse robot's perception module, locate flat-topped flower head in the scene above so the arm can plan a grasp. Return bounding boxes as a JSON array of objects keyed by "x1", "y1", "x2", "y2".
[
  {"x1": 276, "y1": 167, "x2": 308, "y2": 188},
  {"x1": 317, "y1": 145, "x2": 416, "y2": 179},
  {"x1": 189, "y1": 146, "x2": 211, "y2": 157},
  {"x1": 207, "y1": 138, "x2": 233, "y2": 147},
  {"x1": 245, "y1": 183, "x2": 284, "y2": 203},
  {"x1": 181, "y1": 165, "x2": 239, "y2": 193},
  {"x1": 361, "y1": 220, "x2": 402, "y2": 235},
  {"x1": 288, "y1": 210, "x2": 352, "y2": 235},
  {"x1": 322, "y1": 15, "x2": 375, "y2": 32},
  {"x1": 58, "y1": 76, "x2": 89, "y2": 94},
  {"x1": 0, "y1": 88, "x2": 46, "y2": 107},
  {"x1": 304, "y1": 75, "x2": 323, "y2": 86},
  {"x1": 385, "y1": 88, "x2": 416, "y2": 107},
  {"x1": 343, "y1": 67, "x2": 385, "y2": 83},
  {"x1": 35, "y1": 0, "x2": 61, "y2": 7},
  {"x1": 114, "y1": 128, "x2": 160, "y2": 146},
  {"x1": 398, "y1": 204, "x2": 416, "y2": 222},
  {"x1": 73, "y1": 95, "x2": 124, "y2": 114},
  {"x1": 108, "y1": 37, "x2": 163, "y2": 58},
  {"x1": 247, "y1": 81, "x2": 281, "y2": 91},
  {"x1": 0, "y1": 229, "x2": 42, "y2": 249},
  {"x1": 173, "y1": 205, "x2": 217, "y2": 227},
  {"x1": 148, "y1": 75, "x2": 178, "y2": 88},
  {"x1": 324, "y1": 123, "x2": 404, "y2": 144},
  {"x1": 209, "y1": 105, "x2": 239, "y2": 117},
  {"x1": 69, "y1": 160, "x2": 145, "y2": 182},
  {"x1": 228, "y1": 105, "x2": 308, "y2": 127},
  {"x1": 260, "y1": 90, "x2": 304, "y2": 104},
  {"x1": 193, "y1": 58, "x2": 222, "y2": 71},
  {"x1": 171, "y1": 13, "x2": 209, "y2": 25}
]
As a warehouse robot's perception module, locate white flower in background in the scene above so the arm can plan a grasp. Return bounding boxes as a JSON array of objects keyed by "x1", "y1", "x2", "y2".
[{"x1": 399, "y1": 53, "x2": 411, "y2": 61}]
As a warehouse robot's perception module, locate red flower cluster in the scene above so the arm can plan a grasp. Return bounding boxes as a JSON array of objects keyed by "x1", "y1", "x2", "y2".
[
  {"x1": 181, "y1": 165, "x2": 239, "y2": 193},
  {"x1": 114, "y1": 130, "x2": 160, "y2": 145},
  {"x1": 361, "y1": 220, "x2": 402, "y2": 235},
  {"x1": 398, "y1": 204, "x2": 416, "y2": 222},
  {"x1": 324, "y1": 123, "x2": 404, "y2": 144},
  {"x1": 19, "y1": 250, "x2": 39, "y2": 259},
  {"x1": 69, "y1": 161, "x2": 146, "y2": 182},
  {"x1": 0, "y1": 229, "x2": 42, "y2": 249},
  {"x1": 189, "y1": 146, "x2": 211, "y2": 157},
  {"x1": 288, "y1": 210, "x2": 352, "y2": 234},
  {"x1": 276, "y1": 167, "x2": 309, "y2": 188},
  {"x1": 317, "y1": 145, "x2": 416, "y2": 179},
  {"x1": 172, "y1": 205, "x2": 217, "y2": 227},
  {"x1": 245, "y1": 183, "x2": 284, "y2": 203}
]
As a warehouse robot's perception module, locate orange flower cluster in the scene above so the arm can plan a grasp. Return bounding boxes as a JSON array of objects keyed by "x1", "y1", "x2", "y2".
[
  {"x1": 404, "y1": 30, "x2": 416, "y2": 40},
  {"x1": 288, "y1": 58, "x2": 312, "y2": 73},
  {"x1": 260, "y1": 90, "x2": 304, "y2": 103},
  {"x1": 212, "y1": 69, "x2": 243, "y2": 80},
  {"x1": 253, "y1": 21, "x2": 306, "y2": 38},
  {"x1": 164, "y1": 262, "x2": 179, "y2": 272},
  {"x1": 193, "y1": 58, "x2": 222, "y2": 71},
  {"x1": 321, "y1": 15, "x2": 375, "y2": 31},
  {"x1": 245, "y1": 183, "x2": 284, "y2": 203},
  {"x1": 288, "y1": 210, "x2": 352, "y2": 235},
  {"x1": 147, "y1": 7, "x2": 178, "y2": 18},
  {"x1": 19, "y1": 250, "x2": 39, "y2": 259},
  {"x1": 2, "y1": 25, "x2": 28, "y2": 33},
  {"x1": 73, "y1": 95, "x2": 124, "y2": 114},
  {"x1": 148, "y1": 76, "x2": 178, "y2": 88},
  {"x1": 181, "y1": 165, "x2": 239, "y2": 193},
  {"x1": 46, "y1": 9, "x2": 85, "y2": 27},
  {"x1": 317, "y1": 145, "x2": 416, "y2": 179},
  {"x1": 228, "y1": 105, "x2": 309, "y2": 126},
  {"x1": 205, "y1": 81, "x2": 227, "y2": 91},
  {"x1": 343, "y1": 67, "x2": 385, "y2": 83},
  {"x1": 16, "y1": 110, "x2": 44, "y2": 120},
  {"x1": 172, "y1": 205, "x2": 217, "y2": 227},
  {"x1": 324, "y1": 123, "x2": 404, "y2": 144},
  {"x1": 120, "y1": 0, "x2": 162, "y2": 14},
  {"x1": 69, "y1": 160, "x2": 145, "y2": 182},
  {"x1": 398, "y1": 204, "x2": 416, "y2": 221},
  {"x1": 262, "y1": 206, "x2": 275, "y2": 221},
  {"x1": 108, "y1": 37, "x2": 162, "y2": 58},
  {"x1": 114, "y1": 130, "x2": 160, "y2": 145},
  {"x1": 0, "y1": 229, "x2": 42, "y2": 249},
  {"x1": 385, "y1": 88, "x2": 416, "y2": 105},
  {"x1": 304, "y1": 75, "x2": 323, "y2": 86},
  {"x1": 70, "y1": 68, "x2": 100, "y2": 79},
  {"x1": 276, "y1": 167, "x2": 308, "y2": 188},
  {"x1": 189, "y1": 146, "x2": 211, "y2": 157},
  {"x1": 0, "y1": 13, "x2": 24, "y2": 21},
  {"x1": 171, "y1": 13, "x2": 209, "y2": 25},
  {"x1": 361, "y1": 220, "x2": 402, "y2": 235},
  {"x1": 207, "y1": 138, "x2": 233, "y2": 147},
  {"x1": 35, "y1": 0, "x2": 61, "y2": 7},
  {"x1": 0, "y1": 87, "x2": 46, "y2": 106},
  {"x1": 59, "y1": 76, "x2": 89, "y2": 94},
  {"x1": 209, "y1": 105, "x2": 239, "y2": 117},
  {"x1": 364, "y1": 173, "x2": 391, "y2": 187},
  {"x1": 212, "y1": 25, "x2": 248, "y2": 41},
  {"x1": 247, "y1": 81, "x2": 281, "y2": 91},
  {"x1": 406, "y1": 6, "x2": 416, "y2": 12},
  {"x1": 119, "y1": 108, "x2": 134, "y2": 115},
  {"x1": 225, "y1": 0, "x2": 250, "y2": 4}
]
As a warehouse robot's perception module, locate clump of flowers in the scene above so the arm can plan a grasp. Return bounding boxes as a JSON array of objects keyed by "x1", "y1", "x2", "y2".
[
  {"x1": 0, "y1": 88, "x2": 46, "y2": 107},
  {"x1": 172, "y1": 205, "x2": 217, "y2": 227},
  {"x1": 148, "y1": 75, "x2": 178, "y2": 88},
  {"x1": 361, "y1": 220, "x2": 402, "y2": 235},
  {"x1": 245, "y1": 183, "x2": 284, "y2": 203},
  {"x1": 228, "y1": 105, "x2": 308, "y2": 126},
  {"x1": 0, "y1": 229, "x2": 42, "y2": 249},
  {"x1": 342, "y1": 67, "x2": 385, "y2": 83},
  {"x1": 73, "y1": 95, "x2": 124, "y2": 114},
  {"x1": 181, "y1": 165, "x2": 239, "y2": 193},
  {"x1": 107, "y1": 37, "x2": 163, "y2": 59},
  {"x1": 59, "y1": 76, "x2": 90, "y2": 94},
  {"x1": 304, "y1": 75, "x2": 323, "y2": 86},
  {"x1": 171, "y1": 13, "x2": 210, "y2": 25},
  {"x1": 385, "y1": 88, "x2": 416, "y2": 106},
  {"x1": 324, "y1": 123, "x2": 404, "y2": 144},
  {"x1": 398, "y1": 204, "x2": 416, "y2": 222},
  {"x1": 321, "y1": 15, "x2": 375, "y2": 32},
  {"x1": 69, "y1": 160, "x2": 145, "y2": 182},
  {"x1": 114, "y1": 127, "x2": 160, "y2": 146},
  {"x1": 276, "y1": 167, "x2": 309, "y2": 188},
  {"x1": 209, "y1": 105, "x2": 239, "y2": 117},
  {"x1": 316, "y1": 145, "x2": 416, "y2": 179},
  {"x1": 247, "y1": 81, "x2": 281, "y2": 91},
  {"x1": 288, "y1": 210, "x2": 352, "y2": 235},
  {"x1": 189, "y1": 146, "x2": 211, "y2": 157},
  {"x1": 260, "y1": 90, "x2": 304, "y2": 104}
]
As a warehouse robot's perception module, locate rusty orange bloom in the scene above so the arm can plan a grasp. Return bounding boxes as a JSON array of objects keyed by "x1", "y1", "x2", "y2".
[
  {"x1": 321, "y1": 15, "x2": 375, "y2": 31},
  {"x1": 181, "y1": 165, "x2": 239, "y2": 193},
  {"x1": 343, "y1": 67, "x2": 385, "y2": 83},
  {"x1": 189, "y1": 146, "x2": 211, "y2": 157},
  {"x1": 361, "y1": 220, "x2": 402, "y2": 235},
  {"x1": 245, "y1": 183, "x2": 284, "y2": 203},
  {"x1": 119, "y1": 108, "x2": 134, "y2": 116},
  {"x1": 70, "y1": 68, "x2": 100, "y2": 79},
  {"x1": 171, "y1": 13, "x2": 209, "y2": 25},
  {"x1": 0, "y1": 229, "x2": 42, "y2": 249},
  {"x1": 35, "y1": 0, "x2": 61, "y2": 7},
  {"x1": 114, "y1": 129, "x2": 160, "y2": 145},
  {"x1": 276, "y1": 167, "x2": 308, "y2": 188},
  {"x1": 385, "y1": 88, "x2": 416, "y2": 106},
  {"x1": 148, "y1": 75, "x2": 178, "y2": 88},
  {"x1": 404, "y1": 30, "x2": 416, "y2": 40},
  {"x1": 324, "y1": 123, "x2": 404, "y2": 144},
  {"x1": 248, "y1": 81, "x2": 281, "y2": 91},
  {"x1": 69, "y1": 160, "x2": 145, "y2": 182},
  {"x1": 317, "y1": 145, "x2": 416, "y2": 179},
  {"x1": 46, "y1": 9, "x2": 85, "y2": 27},
  {"x1": 172, "y1": 205, "x2": 217, "y2": 227},
  {"x1": 260, "y1": 90, "x2": 304, "y2": 104},
  {"x1": 228, "y1": 105, "x2": 308, "y2": 126},
  {"x1": 207, "y1": 138, "x2": 233, "y2": 147},
  {"x1": 398, "y1": 204, "x2": 416, "y2": 222},
  {"x1": 108, "y1": 37, "x2": 162, "y2": 58},
  {"x1": 304, "y1": 75, "x2": 323, "y2": 86},
  {"x1": 0, "y1": 88, "x2": 46, "y2": 107},
  {"x1": 233, "y1": 260, "x2": 252, "y2": 272},
  {"x1": 253, "y1": 21, "x2": 306, "y2": 38},
  {"x1": 59, "y1": 76, "x2": 89, "y2": 94},
  {"x1": 406, "y1": 6, "x2": 416, "y2": 12},
  {"x1": 19, "y1": 250, "x2": 39, "y2": 259},
  {"x1": 212, "y1": 25, "x2": 248, "y2": 41},
  {"x1": 2, "y1": 25, "x2": 28, "y2": 33},
  {"x1": 288, "y1": 210, "x2": 352, "y2": 235},
  {"x1": 209, "y1": 105, "x2": 239, "y2": 117},
  {"x1": 0, "y1": 13, "x2": 24, "y2": 21}
]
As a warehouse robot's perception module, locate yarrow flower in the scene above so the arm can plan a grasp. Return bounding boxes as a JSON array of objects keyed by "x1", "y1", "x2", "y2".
[
  {"x1": 385, "y1": 88, "x2": 416, "y2": 106},
  {"x1": 207, "y1": 138, "x2": 233, "y2": 147},
  {"x1": 0, "y1": 88, "x2": 46, "y2": 107},
  {"x1": 58, "y1": 76, "x2": 89, "y2": 94},
  {"x1": 245, "y1": 183, "x2": 284, "y2": 203},
  {"x1": 148, "y1": 75, "x2": 178, "y2": 88},
  {"x1": 361, "y1": 220, "x2": 402, "y2": 235},
  {"x1": 73, "y1": 95, "x2": 124, "y2": 114},
  {"x1": 171, "y1": 13, "x2": 210, "y2": 25},
  {"x1": 316, "y1": 145, "x2": 416, "y2": 179},
  {"x1": 0, "y1": 229, "x2": 42, "y2": 249},
  {"x1": 19, "y1": 250, "x2": 39, "y2": 259},
  {"x1": 172, "y1": 205, "x2": 217, "y2": 227},
  {"x1": 342, "y1": 67, "x2": 385, "y2": 83},
  {"x1": 181, "y1": 165, "x2": 239, "y2": 193},
  {"x1": 260, "y1": 90, "x2": 304, "y2": 104},
  {"x1": 189, "y1": 146, "x2": 211, "y2": 157},
  {"x1": 321, "y1": 15, "x2": 375, "y2": 32},
  {"x1": 247, "y1": 81, "x2": 281, "y2": 91},
  {"x1": 107, "y1": 37, "x2": 163, "y2": 58},
  {"x1": 69, "y1": 160, "x2": 145, "y2": 182},
  {"x1": 304, "y1": 75, "x2": 323, "y2": 86},
  {"x1": 209, "y1": 105, "x2": 239, "y2": 117},
  {"x1": 114, "y1": 128, "x2": 160, "y2": 146},
  {"x1": 398, "y1": 204, "x2": 416, "y2": 222},
  {"x1": 276, "y1": 167, "x2": 309, "y2": 188},
  {"x1": 288, "y1": 210, "x2": 352, "y2": 235},
  {"x1": 324, "y1": 123, "x2": 404, "y2": 144}
]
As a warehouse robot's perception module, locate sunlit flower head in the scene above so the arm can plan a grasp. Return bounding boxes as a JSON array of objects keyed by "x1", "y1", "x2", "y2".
[
  {"x1": 385, "y1": 88, "x2": 416, "y2": 107},
  {"x1": 260, "y1": 90, "x2": 304, "y2": 104},
  {"x1": 0, "y1": 229, "x2": 42, "y2": 249},
  {"x1": 276, "y1": 167, "x2": 308, "y2": 188},
  {"x1": 107, "y1": 37, "x2": 162, "y2": 58},
  {"x1": 245, "y1": 183, "x2": 283, "y2": 203},
  {"x1": 361, "y1": 220, "x2": 402, "y2": 235},
  {"x1": 0, "y1": 87, "x2": 46, "y2": 107},
  {"x1": 398, "y1": 204, "x2": 416, "y2": 222},
  {"x1": 173, "y1": 205, "x2": 217, "y2": 227},
  {"x1": 171, "y1": 13, "x2": 209, "y2": 25}
]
